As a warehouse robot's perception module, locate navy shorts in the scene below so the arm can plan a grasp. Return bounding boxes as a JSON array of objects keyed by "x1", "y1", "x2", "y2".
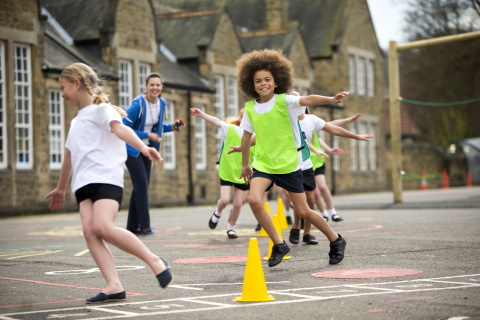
[
  {"x1": 252, "y1": 168, "x2": 304, "y2": 193},
  {"x1": 75, "y1": 183, "x2": 123, "y2": 206},
  {"x1": 220, "y1": 178, "x2": 250, "y2": 191},
  {"x1": 302, "y1": 168, "x2": 316, "y2": 191},
  {"x1": 314, "y1": 164, "x2": 326, "y2": 176}
]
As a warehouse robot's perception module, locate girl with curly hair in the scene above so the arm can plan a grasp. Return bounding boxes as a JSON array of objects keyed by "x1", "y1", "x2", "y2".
[{"x1": 236, "y1": 49, "x2": 369, "y2": 267}]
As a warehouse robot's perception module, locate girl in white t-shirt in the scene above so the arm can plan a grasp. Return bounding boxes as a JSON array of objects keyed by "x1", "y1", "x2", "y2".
[{"x1": 44, "y1": 63, "x2": 172, "y2": 304}]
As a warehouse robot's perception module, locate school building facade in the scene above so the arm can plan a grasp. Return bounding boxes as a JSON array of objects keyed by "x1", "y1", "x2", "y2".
[{"x1": 0, "y1": 0, "x2": 387, "y2": 216}]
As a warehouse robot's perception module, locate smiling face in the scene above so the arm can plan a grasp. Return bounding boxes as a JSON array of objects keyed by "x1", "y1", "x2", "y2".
[
  {"x1": 145, "y1": 76, "x2": 163, "y2": 102},
  {"x1": 253, "y1": 69, "x2": 276, "y2": 102},
  {"x1": 60, "y1": 77, "x2": 79, "y2": 107}
]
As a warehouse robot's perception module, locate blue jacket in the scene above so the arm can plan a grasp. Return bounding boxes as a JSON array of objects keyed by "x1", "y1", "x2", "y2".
[{"x1": 122, "y1": 94, "x2": 173, "y2": 157}]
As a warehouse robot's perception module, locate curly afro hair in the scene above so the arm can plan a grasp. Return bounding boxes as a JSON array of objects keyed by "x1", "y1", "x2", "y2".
[{"x1": 236, "y1": 49, "x2": 294, "y2": 99}]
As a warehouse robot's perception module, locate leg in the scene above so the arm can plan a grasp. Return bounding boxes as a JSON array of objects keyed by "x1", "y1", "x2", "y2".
[
  {"x1": 229, "y1": 188, "x2": 245, "y2": 227},
  {"x1": 125, "y1": 154, "x2": 151, "y2": 231},
  {"x1": 316, "y1": 174, "x2": 342, "y2": 221},
  {"x1": 209, "y1": 185, "x2": 232, "y2": 229}
]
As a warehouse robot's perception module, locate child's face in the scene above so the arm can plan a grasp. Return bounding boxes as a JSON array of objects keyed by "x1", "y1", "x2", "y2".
[
  {"x1": 145, "y1": 77, "x2": 163, "y2": 100},
  {"x1": 253, "y1": 70, "x2": 276, "y2": 101},
  {"x1": 60, "y1": 77, "x2": 78, "y2": 107}
]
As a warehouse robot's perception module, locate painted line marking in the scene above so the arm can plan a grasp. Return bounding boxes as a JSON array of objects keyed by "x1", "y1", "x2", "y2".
[
  {"x1": 0, "y1": 250, "x2": 64, "y2": 260},
  {"x1": 74, "y1": 249, "x2": 89, "y2": 257}
]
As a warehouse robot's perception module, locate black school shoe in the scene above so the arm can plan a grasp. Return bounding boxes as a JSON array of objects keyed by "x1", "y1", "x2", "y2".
[
  {"x1": 156, "y1": 258, "x2": 173, "y2": 288},
  {"x1": 332, "y1": 214, "x2": 343, "y2": 222},
  {"x1": 208, "y1": 211, "x2": 221, "y2": 229},
  {"x1": 268, "y1": 241, "x2": 290, "y2": 267},
  {"x1": 302, "y1": 234, "x2": 318, "y2": 245},
  {"x1": 289, "y1": 228, "x2": 300, "y2": 244},
  {"x1": 227, "y1": 230, "x2": 238, "y2": 239},
  {"x1": 328, "y1": 234, "x2": 346, "y2": 265},
  {"x1": 86, "y1": 291, "x2": 126, "y2": 304}
]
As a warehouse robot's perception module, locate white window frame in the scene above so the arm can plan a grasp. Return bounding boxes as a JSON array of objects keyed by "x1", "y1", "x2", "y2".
[
  {"x1": 367, "y1": 59, "x2": 375, "y2": 97},
  {"x1": 214, "y1": 75, "x2": 225, "y2": 159},
  {"x1": 14, "y1": 44, "x2": 33, "y2": 169},
  {"x1": 356, "y1": 56, "x2": 366, "y2": 96},
  {"x1": 0, "y1": 41, "x2": 7, "y2": 169},
  {"x1": 349, "y1": 122, "x2": 358, "y2": 171},
  {"x1": 138, "y1": 63, "x2": 150, "y2": 95},
  {"x1": 119, "y1": 60, "x2": 132, "y2": 109},
  {"x1": 368, "y1": 122, "x2": 377, "y2": 170},
  {"x1": 348, "y1": 55, "x2": 356, "y2": 94},
  {"x1": 194, "y1": 105, "x2": 207, "y2": 170},
  {"x1": 48, "y1": 89, "x2": 64, "y2": 170},
  {"x1": 163, "y1": 101, "x2": 176, "y2": 170},
  {"x1": 332, "y1": 135, "x2": 339, "y2": 172},
  {"x1": 358, "y1": 122, "x2": 368, "y2": 171},
  {"x1": 227, "y1": 76, "x2": 238, "y2": 117}
]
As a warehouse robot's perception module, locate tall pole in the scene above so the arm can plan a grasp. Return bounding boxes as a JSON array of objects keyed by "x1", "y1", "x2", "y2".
[{"x1": 388, "y1": 41, "x2": 402, "y2": 203}]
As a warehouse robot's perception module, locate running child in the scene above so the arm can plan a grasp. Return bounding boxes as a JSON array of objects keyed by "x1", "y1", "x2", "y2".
[{"x1": 44, "y1": 63, "x2": 173, "y2": 303}]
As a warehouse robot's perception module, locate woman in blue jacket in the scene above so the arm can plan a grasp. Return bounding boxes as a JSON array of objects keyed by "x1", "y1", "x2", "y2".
[{"x1": 123, "y1": 73, "x2": 184, "y2": 236}]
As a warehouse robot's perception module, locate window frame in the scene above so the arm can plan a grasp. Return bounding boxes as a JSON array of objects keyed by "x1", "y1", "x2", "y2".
[
  {"x1": 162, "y1": 100, "x2": 176, "y2": 170},
  {"x1": 48, "y1": 89, "x2": 65, "y2": 170},
  {"x1": 194, "y1": 105, "x2": 207, "y2": 170},
  {"x1": 138, "y1": 63, "x2": 150, "y2": 95},
  {"x1": 0, "y1": 41, "x2": 7, "y2": 169},
  {"x1": 119, "y1": 60, "x2": 133, "y2": 109},
  {"x1": 227, "y1": 76, "x2": 238, "y2": 118}
]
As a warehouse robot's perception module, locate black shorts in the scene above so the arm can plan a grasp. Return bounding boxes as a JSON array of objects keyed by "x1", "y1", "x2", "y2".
[
  {"x1": 220, "y1": 179, "x2": 250, "y2": 191},
  {"x1": 75, "y1": 183, "x2": 123, "y2": 206},
  {"x1": 302, "y1": 168, "x2": 316, "y2": 191},
  {"x1": 252, "y1": 168, "x2": 304, "y2": 193},
  {"x1": 314, "y1": 164, "x2": 326, "y2": 176}
]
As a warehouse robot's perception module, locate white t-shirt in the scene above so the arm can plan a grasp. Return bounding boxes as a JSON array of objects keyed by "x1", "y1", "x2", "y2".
[
  {"x1": 216, "y1": 122, "x2": 244, "y2": 140},
  {"x1": 240, "y1": 94, "x2": 306, "y2": 172},
  {"x1": 299, "y1": 114, "x2": 326, "y2": 170},
  {"x1": 65, "y1": 103, "x2": 127, "y2": 192}
]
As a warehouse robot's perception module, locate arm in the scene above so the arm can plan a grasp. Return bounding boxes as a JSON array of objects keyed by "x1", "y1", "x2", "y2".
[
  {"x1": 319, "y1": 138, "x2": 344, "y2": 156},
  {"x1": 239, "y1": 131, "x2": 253, "y2": 184},
  {"x1": 111, "y1": 121, "x2": 163, "y2": 162},
  {"x1": 227, "y1": 135, "x2": 256, "y2": 154},
  {"x1": 322, "y1": 123, "x2": 373, "y2": 141},
  {"x1": 44, "y1": 149, "x2": 72, "y2": 211},
  {"x1": 299, "y1": 91, "x2": 350, "y2": 106},
  {"x1": 189, "y1": 108, "x2": 222, "y2": 128},
  {"x1": 123, "y1": 98, "x2": 149, "y2": 140},
  {"x1": 328, "y1": 113, "x2": 362, "y2": 127},
  {"x1": 308, "y1": 143, "x2": 329, "y2": 158}
]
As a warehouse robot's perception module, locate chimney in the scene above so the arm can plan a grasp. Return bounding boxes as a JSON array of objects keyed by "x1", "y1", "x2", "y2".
[{"x1": 265, "y1": 0, "x2": 289, "y2": 31}]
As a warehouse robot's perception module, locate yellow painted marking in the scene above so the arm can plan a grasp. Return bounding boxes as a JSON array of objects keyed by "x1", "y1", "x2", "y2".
[
  {"x1": 28, "y1": 226, "x2": 83, "y2": 236},
  {"x1": 0, "y1": 250, "x2": 64, "y2": 260},
  {"x1": 74, "y1": 249, "x2": 90, "y2": 257}
]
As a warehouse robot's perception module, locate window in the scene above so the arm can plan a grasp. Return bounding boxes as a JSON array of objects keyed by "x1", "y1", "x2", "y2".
[
  {"x1": 14, "y1": 44, "x2": 32, "y2": 169},
  {"x1": 349, "y1": 122, "x2": 358, "y2": 171},
  {"x1": 358, "y1": 122, "x2": 368, "y2": 171},
  {"x1": 332, "y1": 135, "x2": 339, "y2": 171},
  {"x1": 227, "y1": 76, "x2": 238, "y2": 117},
  {"x1": 163, "y1": 101, "x2": 176, "y2": 170},
  {"x1": 348, "y1": 55, "x2": 356, "y2": 94},
  {"x1": 119, "y1": 60, "x2": 132, "y2": 109},
  {"x1": 48, "y1": 90, "x2": 64, "y2": 169},
  {"x1": 356, "y1": 57, "x2": 366, "y2": 96},
  {"x1": 214, "y1": 75, "x2": 225, "y2": 159},
  {"x1": 194, "y1": 105, "x2": 207, "y2": 170},
  {"x1": 367, "y1": 59, "x2": 375, "y2": 97},
  {"x1": 138, "y1": 63, "x2": 150, "y2": 95},
  {"x1": 0, "y1": 41, "x2": 6, "y2": 169},
  {"x1": 368, "y1": 122, "x2": 377, "y2": 170}
]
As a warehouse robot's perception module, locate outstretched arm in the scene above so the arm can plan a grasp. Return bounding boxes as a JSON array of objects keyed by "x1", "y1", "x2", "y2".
[
  {"x1": 328, "y1": 113, "x2": 362, "y2": 127},
  {"x1": 111, "y1": 121, "x2": 163, "y2": 162},
  {"x1": 189, "y1": 108, "x2": 222, "y2": 128},
  {"x1": 319, "y1": 138, "x2": 344, "y2": 156},
  {"x1": 308, "y1": 143, "x2": 329, "y2": 159},
  {"x1": 239, "y1": 131, "x2": 253, "y2": 184},
  {"x1": 322, "y1": 123, "x2": 373, "y2": 141},
  {"x1": 299, "y1": 91, "x2": 350, "y2": 107}
]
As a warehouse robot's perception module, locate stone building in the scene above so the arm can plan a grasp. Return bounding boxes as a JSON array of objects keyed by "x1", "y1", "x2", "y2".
[{"x1": 0, "y1": 0, "x2": 387, "y2": 215}]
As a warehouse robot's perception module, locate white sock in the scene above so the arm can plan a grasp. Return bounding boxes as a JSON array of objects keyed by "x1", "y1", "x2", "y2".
[
  {"x1": 212, "y1": 209, "x2": 222, "y2": 223},
  {"x1": 321, "y1": 211, "x2": 328, "y2": 218},
  {"x1": 328, "y1": 208, "x2": 337, "y2": 217},
  {"x1": 285, "y1": 209, "x2": 292, "y2": 217},
  {"x1": 227, "y1": 223, "x2": 234, "y2": 231}
]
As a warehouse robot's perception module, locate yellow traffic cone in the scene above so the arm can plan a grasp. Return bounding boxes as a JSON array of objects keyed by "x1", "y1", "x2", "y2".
[
  {"x1": 276, "y1": 198, "x2": 288, "y2": 229},
  {"x1": 263, "y1": 215, "x2": 291, "y2": 261},
  {"x1": 236, "y1": 238, "x2": 275, "y2": 302},
  {"x1": 257, "y1": 203, "x2": 271, "y2": 237}
]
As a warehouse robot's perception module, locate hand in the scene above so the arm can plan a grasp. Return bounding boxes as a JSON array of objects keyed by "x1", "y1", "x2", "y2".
[
  {"x1": 173, "y1": 119, "x2": 185, "y2": 132},
  {"x1": 358, "y1": 133, "x2": 373, "y2": 141},
  {"x1": 227, "y1": 145, "x2": 241, "y2": 154},
  {"x1": 332, "y1": 91, "x2": 350, "y2": 104},
  {"x1": 142, "y1": 147, "x2": 163, "y2": 162},
  {"x1": 239, "y1": 166, "x2": 253, "y2": 184},
  {"x1": 331, "y1": 148, "x2": 344, "y2": 156},
  {"x1": 148, "y1": 132, "x2": 162, "y2": 143},
  {"x1": 314, "y1": 150, "x2": 329, "y2": 158},
  {"x1": 350, "y1": 113, "x2": 362, "y2": 122},
  {"x1": 44, "y1": 189, "x2": 65, "y2": 211},
  {"x1": 189, "y1": 108, "x2": 202, "y2": 117}
]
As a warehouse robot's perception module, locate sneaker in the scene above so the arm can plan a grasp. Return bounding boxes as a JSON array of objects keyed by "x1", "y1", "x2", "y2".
[
  {"x1": 286, "y1": 216, "x2": 293, "y2": 225},
  {"x1": 137, "y1": 229, "x2": 155, "y2": 236},
  {"x1": 227, "y1": 230, "x2": 238, "y2": 239},
  {"x1": 268, "y1": 241, "x2": 290, "y2": 267},
  {"x1": 329, "y1": 234, "x2": 346, "y2": 265},
  {"x1": 332, "y1": 214, "x2": 343, "y2": 222},
  {"x1": 208, "y1": 211, "x2": 221, "y2": 229},
  {"x1": 255, "y1": 223, "x2": 261, "y2": 231},
  {"x1": 302, "y1": 234, "x2": 318, "y2": 245},
  {"x1": 289, "y1": 228, "x2": 300, "y2": 244}
]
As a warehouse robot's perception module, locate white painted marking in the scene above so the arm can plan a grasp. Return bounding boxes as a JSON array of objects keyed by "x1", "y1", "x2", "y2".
[
  {"x1": 47, "y1": 314, "x2": 89, "y2": 319},
  {"x1": 45, "y1": 266, "x2": 144, "y2": 275}
]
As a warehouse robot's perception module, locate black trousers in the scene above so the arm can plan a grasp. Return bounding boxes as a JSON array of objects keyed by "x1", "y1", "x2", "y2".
[{"x1": 125, "y1": 153, "x2": 152, "y2": 231}]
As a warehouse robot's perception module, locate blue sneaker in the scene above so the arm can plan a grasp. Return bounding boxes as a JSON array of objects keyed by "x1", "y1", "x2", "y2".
[{"x1": 138, "y1": 229, "x2": 155, "y2": 236}]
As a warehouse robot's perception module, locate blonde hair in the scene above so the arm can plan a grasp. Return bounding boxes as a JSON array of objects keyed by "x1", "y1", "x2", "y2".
[
  {"x1": 60, "y1": 63, "x2": 126, "y2": 117},
  {"x1": 225, "y1": 108, "x2": 245, "y2": 126}
]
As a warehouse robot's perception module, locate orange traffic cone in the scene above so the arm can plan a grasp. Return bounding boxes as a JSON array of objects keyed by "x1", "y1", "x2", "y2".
[
  {"x1": 421, "y1": 172, "x2": 428, "y2": 191},
  {"x1": 467, "y1": 171, "x2": 473, "y2": 187},
  {"x1": 442, "y1": 169, "x2": 449, "y2": 189}
]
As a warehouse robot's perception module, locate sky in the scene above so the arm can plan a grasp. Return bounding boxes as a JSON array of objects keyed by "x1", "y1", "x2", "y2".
[{"x1": 366, "y1": 0, "x2": 410, "y2": 50}]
